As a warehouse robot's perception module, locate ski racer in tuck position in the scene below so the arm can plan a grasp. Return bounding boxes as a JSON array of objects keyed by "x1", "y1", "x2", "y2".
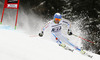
[{"x1": 39, "y1": 13, "x2": 73, "y2": 48}]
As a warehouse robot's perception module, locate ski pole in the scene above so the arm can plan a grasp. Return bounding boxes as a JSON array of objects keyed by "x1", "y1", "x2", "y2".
[
  {"x1": 30, "y1": 35, "x2": 39, "y2": 37},
  {"x1": 72, "y1": 34, "x2": 96, "y2": 44}
]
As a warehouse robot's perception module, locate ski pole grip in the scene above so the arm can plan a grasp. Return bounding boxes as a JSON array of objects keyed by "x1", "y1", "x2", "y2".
[{"x1": 39, "y1": 31, "x2": 44, "y2": 37}]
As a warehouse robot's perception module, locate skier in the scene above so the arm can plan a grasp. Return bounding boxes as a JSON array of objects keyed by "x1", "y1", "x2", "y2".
[
  {"x1": 38, "y1": 13, "x2": 93, "y2": 57},
  {"x1": 39, "y1": 13, "x2": 73, "y2": 48}
]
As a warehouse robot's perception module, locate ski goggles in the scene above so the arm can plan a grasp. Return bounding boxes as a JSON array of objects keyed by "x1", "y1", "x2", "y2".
[{"x1": 55, "y1": 18, "x2": 61, "y2": 21}]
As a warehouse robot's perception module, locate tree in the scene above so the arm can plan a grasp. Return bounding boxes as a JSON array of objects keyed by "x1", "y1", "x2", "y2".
[{"x1": 69, "y1": 0, "x2": 100, "y2": 18}]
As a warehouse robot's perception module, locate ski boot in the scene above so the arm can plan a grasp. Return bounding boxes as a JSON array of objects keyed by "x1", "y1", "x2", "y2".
[
  {"x1": 80, "y1": 49, "x2": 86, "y2": 54},
  {"x1": 59, "y1": 43, "x2": 66, "y2": 48}
]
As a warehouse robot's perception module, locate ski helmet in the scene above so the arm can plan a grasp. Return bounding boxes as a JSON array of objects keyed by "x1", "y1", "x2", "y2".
[
  {"x1": 54, "y1": 13, "x2": 62, "y2": 19},
  {"x1": 54, "y1": 13, "x2": 62, "y2": 22}
]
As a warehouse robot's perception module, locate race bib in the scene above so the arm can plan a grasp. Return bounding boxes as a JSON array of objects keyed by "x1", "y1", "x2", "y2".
[{"x1": 52, "y1": 26, "x2": 61, "y2": 32}]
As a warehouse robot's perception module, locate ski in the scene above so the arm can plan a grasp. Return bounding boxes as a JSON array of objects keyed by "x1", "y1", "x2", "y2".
[
  {"x1": 85, "y1": 53, "x2": 93, "y2": 58},
  {"x1": 59, "y1": 44, "x2": 74, "y2": 52},
  {"x1": 64, "y1": 47, "x2": 74, "y2": 52},
  {"x1": 55, "y1": 37, "x2": 93, "y2": 58},
  {"x1": 80, "y1": 49, "x2": 93, "y2": 58},
  {"x1": 58, "y1": 43, "x2": 93, "y2": 58}
]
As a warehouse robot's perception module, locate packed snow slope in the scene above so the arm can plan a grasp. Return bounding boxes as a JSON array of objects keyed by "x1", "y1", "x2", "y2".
[{"x1": 0, "y1": 25, "x2": 100, "y2": 60}]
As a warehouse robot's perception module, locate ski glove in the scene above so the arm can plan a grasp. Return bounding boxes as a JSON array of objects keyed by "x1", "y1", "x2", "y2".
[
  {"x1": 68, "y1": 29, "x2": 72, "y2": 35},
  {"x1": 39, "y1": 31, "x2": 44, "y2": 37}
]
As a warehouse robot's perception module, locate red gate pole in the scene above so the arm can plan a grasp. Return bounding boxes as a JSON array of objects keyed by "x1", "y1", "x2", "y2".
[
  {"x1": 0, "y1": 8, "x2": 5, "y2": 24},
  {"x1": 15, "y1": 0, "x2": 20, "y2": 30},
  {"x1": 15, "y1": 8, "x2": 19, "y2": 29}
]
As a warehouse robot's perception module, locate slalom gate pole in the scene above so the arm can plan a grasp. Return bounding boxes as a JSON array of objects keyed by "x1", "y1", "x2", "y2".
[
  {"x1": 15, "y1": 8, "x2": 19, "y2": 30},
  {"x1": 72, "y1": 34, "x2": 95, "y2": 44},
  {"x1": 0, "y1": 8, "x2": 5, "y2": 24}
]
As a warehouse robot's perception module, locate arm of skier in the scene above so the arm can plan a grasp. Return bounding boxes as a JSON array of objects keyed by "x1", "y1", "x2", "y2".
[
  {"x1": 62, "y1": 20, "x2": 73, "y2": 35},
  {"x1": 39, "y1": 21, "x2": 50, "y2": 37}
]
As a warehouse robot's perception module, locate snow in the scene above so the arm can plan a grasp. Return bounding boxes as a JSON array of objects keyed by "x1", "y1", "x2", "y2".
[{"x1": 0, "y1": 25, "x2": 100, "y2": 60}]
